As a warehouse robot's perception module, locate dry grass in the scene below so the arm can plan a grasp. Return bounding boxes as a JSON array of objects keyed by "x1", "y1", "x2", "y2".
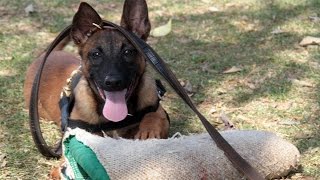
[{"x1": 0, "y1": 0, "x2": 319, "y2": 179}]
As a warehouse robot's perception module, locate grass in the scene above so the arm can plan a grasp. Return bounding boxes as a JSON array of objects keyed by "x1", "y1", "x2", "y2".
[{"x1": 0, "y1": 0, "x2": 319, "y2": 179}]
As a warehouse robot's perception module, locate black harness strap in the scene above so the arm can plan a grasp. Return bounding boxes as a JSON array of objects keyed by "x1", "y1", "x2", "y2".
[
  {"x1": 59, "y1": 70, "x2": 82, "y2": 132},
  {"x1": 67, "y1": 104, "x2": 159, "y2": 133}
]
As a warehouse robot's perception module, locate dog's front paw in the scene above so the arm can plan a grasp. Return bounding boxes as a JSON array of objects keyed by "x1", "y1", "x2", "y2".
[
  {"x1": 134, "y1": 127, "x2": 162, "y2": 139},
  {"x1": 134, "y1": 111, "x2": 169, "y2": 140},
  {"x1": 134, "y1": 118, "x2": 164, "y2": 139}
]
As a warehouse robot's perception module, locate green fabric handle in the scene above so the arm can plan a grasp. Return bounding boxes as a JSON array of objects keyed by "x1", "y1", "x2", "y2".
[{"x1": 64, "y1": 136, "x2": 110, "y2": 180}]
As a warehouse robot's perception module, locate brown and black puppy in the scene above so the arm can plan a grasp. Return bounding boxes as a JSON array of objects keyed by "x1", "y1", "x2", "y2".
[{"x1": 23, "y1": 0, "x2": 169, "y2": 141}]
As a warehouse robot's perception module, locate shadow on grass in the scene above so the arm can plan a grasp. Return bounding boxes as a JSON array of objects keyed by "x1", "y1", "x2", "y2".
[
  {"x1": 293, "y1": 82, "x2": 320, "y2": 153},
  {"x1": 0, "y1": 75, "x2": 43, "y2": 173},
  {"x1": 155, "y1": 0, "x2": 320, "y2": 134}
]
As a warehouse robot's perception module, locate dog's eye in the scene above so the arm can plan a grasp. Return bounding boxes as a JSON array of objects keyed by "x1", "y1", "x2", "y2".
[
  {"x1": 122, "y1": 49, "x2": 137, "y2": 63},
  {"x1": 91, "y1": 51, "x2": 101, "y2": 59},
  {"x1": 88, "y1": 51, "x2": 103, "y2": 65},
  {"x1": 123, "y1": 49, "x2": 133, "y2": 56}
]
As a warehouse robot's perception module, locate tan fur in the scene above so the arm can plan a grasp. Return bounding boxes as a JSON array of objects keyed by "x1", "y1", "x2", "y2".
[
  {"x1": 136, "y1": 73, "x2": 158, "y2": 110},
  {"x1": 70, "y1": 77, "x2": 100, "y2": 124},
  {"x1": 24, "y1": 51, "x2": 79, "y2": 124}
]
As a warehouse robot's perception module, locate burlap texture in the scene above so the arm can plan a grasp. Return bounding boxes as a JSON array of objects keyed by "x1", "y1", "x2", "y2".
[{"x1": 65, "y1": 129, "x2": 300, "y2": 179}]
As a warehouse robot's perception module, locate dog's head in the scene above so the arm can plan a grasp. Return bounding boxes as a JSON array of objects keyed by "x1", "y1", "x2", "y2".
[{"x1": 70, "y1": 1, "x2": 151, "y2": 121}]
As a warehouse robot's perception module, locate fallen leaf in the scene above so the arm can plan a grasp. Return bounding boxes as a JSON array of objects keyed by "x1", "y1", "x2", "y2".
[
  {"x1": 177, "y1": 37, "x2": 192, "y2": 44},
  {"x1": 190, "y1": 50, "x2": 205, "y2": 56},
  {"x1": 271, "y1": 27, "x2": 285, "y2": 34},
  {"x1": 290, "y1": 78, "x2": 315, "y2": 87},
  {"x1": 278, "y1": 119, "x2": 300, "y2": 125},
  {"x1": 147, "y1": 37, "x2": 159, "y2": 45},
  {"x1": 272, "y1": 14, "x2": 277, "y2": 21},
  {"x1": 1, "y1": 160, "x2": 7, "y2": 168},
  {"x1": 237, "y1": 115, "x2": 249, "y2": 121},
  {"x1": 306, "y1": 147, "x2": 320, "y2": 154},
  {"x1": 208, "y1": 6, "x2": 220, "y2": 12},
  {"x1": 202, "y1": 66, "x2": 217, "y2": 73},
  {"x1": 241, "y1": 15, "x2": 249, "y2": 21},
  {"x1": 291, "y1": 173, "x2": 315, "y2": 180},
  {"x1": 232, "y1": 20, "x2": 256, "y2": 31},
  {"x1": 200, "y1": 62, "x2": 210, "y2": 72},
  {"x1": 154, "y1": 10, "x2": 165, "y2": 16},
  {"x1": 201, "y1": 0, "x2": 211, "y2": 3},
  {"x1": 0, "y1": 154, "x2": 6, "y2": 161},
  {"x1": 223, "y1": 66, "x2": 242, "y2": 74},
  {"x1": 179, "y1": 79, "x2": 194, "y2": 96},
  {"x1": 25, "y1": 4, "x2": 35, "y2": 15},
  {"x1": 217, "y1": 88, "x2": 227, "y2": 95},
  {"x1": 0, "y1": 56, "x2": 13, "y2": 61},
  {"x1": 274, "y1": 102, "x2": 293, "y2": 111},
  {"x1": 219, "y1": 111, "x2": 235, "y2": 130},
  {"x1": 309, "y1": 14, "x2": 320, "y2": 22},
  {"x1": 225, "y1": 3, "x2": 237, "y2": 8},
  {"x1": 307, "y1": 45, "x2": 319, "y2": 51},
  {"x1": 178, "y1": 79, "x2": 186, "y2": 87},
  {"x1": 150, "y1": 19, "x2": 172, "y2": 37},
  {"x1": 299, "y1": 36, "x2": 320, "y2": 47},
  {"x1": 0, "y1": 69, "x2": 17, "y2": 77},
  {"x1": 209, "y1": 107, "x2": 217, "y2": 114},
  {"x1": 294, "y1": 132, "x2": 312, "y2": 139},
  {"x1": 184, "y1": 80, "x2": 193, "y2": 93},
  {"x1": 246, "y1": 82, "x2": 256, "y2": 89},
  {"x1": 0, "y1": 153, "x2": 7, "y2": 168}
]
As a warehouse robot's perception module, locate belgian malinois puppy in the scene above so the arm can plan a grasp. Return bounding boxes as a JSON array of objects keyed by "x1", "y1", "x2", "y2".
[{"x1": 23, "y1": 0, "x2": 169, "y2": 142}]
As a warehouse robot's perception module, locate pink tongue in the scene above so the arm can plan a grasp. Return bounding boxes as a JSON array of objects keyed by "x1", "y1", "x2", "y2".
[{"x1": 102, "y1": 89, "x2": 128, "y2": 122}]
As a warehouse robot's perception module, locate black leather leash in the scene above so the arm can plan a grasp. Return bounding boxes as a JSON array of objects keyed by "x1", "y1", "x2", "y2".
[
  {"x1": 29, "y1": 21, "x2": 264, "y2": 179},
  {"x1": 29, "y1": 25, "x2": 71, "y2": 158},
  {"x1": 102, "y1": 21, "x2": 264, "y2": 180}
]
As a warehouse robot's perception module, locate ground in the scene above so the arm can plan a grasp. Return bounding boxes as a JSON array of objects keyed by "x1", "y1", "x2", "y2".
[{"x1": 0, "y1": 0, "x2": 319, "y2": 179}]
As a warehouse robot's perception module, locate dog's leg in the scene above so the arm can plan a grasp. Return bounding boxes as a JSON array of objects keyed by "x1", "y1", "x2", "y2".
[
  {"x1": 134, "y1": 105, "x2": 169, "y2": 139},
  {"x1": 49, "y1": 163, "x2": 62, "y2": 180},
  {"x1": 49, "y1": 168, "x2": 61, "y2": 180}
]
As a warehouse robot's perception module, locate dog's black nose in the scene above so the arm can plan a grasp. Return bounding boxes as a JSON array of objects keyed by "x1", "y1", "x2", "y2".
[{"x1": 104, "y1": 76, "x2": 123, "y2": 89}]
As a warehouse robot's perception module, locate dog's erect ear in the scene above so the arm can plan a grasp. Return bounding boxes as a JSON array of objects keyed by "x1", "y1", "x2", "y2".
[
  {"x1": 71, "y1": 2, "x2": 102, "y2": 45},
  {"x1": 120, "y1": 0, "x2": 151, "y2": 40}
]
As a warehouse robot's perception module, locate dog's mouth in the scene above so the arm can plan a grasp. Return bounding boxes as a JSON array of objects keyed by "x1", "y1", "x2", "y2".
[
  {"x1": 96, "y1": 81, "x2": 136, "y2": 122},
  {"x1": 97, "y1": 88, "x2": 128, "y2": 122}
]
